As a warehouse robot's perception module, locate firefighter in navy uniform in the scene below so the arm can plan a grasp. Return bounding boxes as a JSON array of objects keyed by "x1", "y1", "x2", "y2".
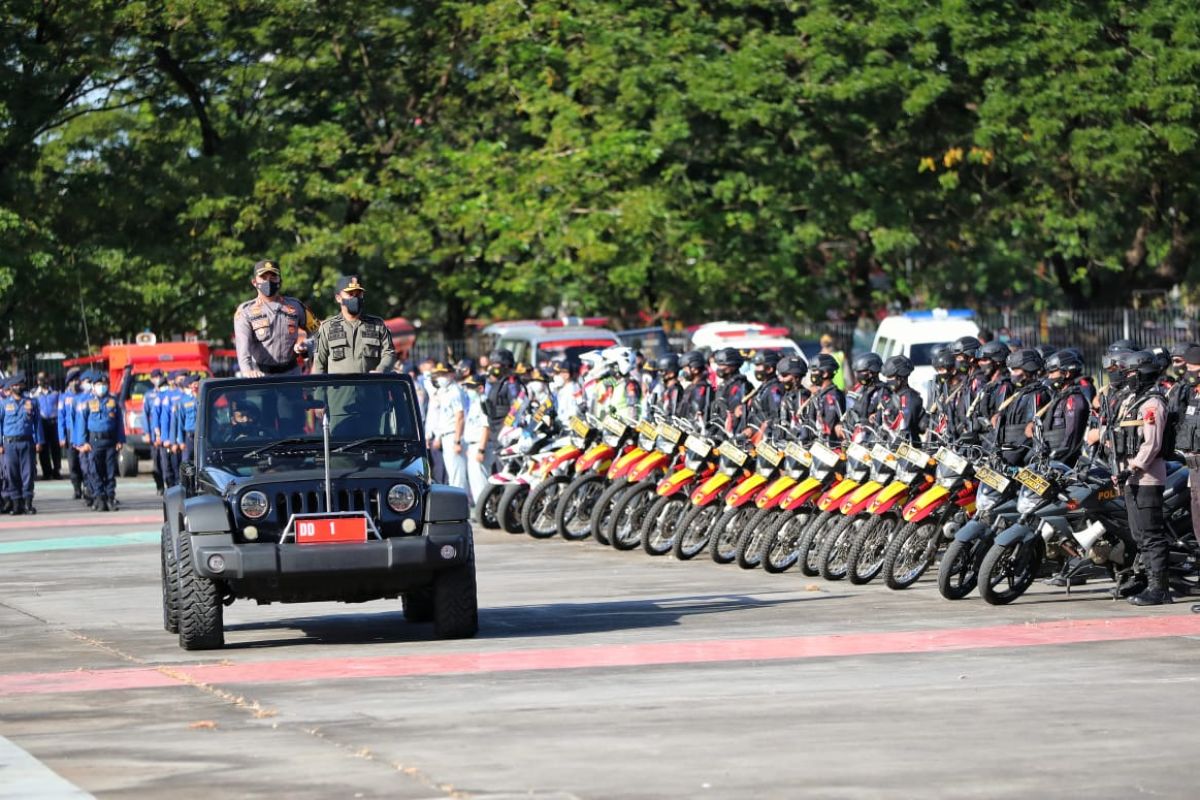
[
  {"x1": 877, "y1": 356, "x2": 925, "y2": 443},
  {"x1": 744, "y1": 351, "x2": 786, "y2": 434},
  {"x1": 806, "y1": 354, "x2": 846, "y2": 443},
  {"x1": 776, "y1": 356, "x2": 810, "y2": 429},
  {"x1": 1111, "y1": 350, "x2": 1173, "y2": 605},
  {"x1": 1173, "y1": 344, "x2": 1200, "y2": 552},
  {"x1": 710, "y1": 347, "x2": 753, "y2": 434},
  {"x1": 993, "y1": 349, "x2": 1050, "y2": 467},
  {"x1": 0, "y1": 374, "x2": 43, "y2": 515},
  {"x1": 678, "y1": 351, "x2": 714, "y2": 424}
]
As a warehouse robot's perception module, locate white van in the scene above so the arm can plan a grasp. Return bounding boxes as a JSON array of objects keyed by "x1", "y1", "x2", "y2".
[{"x1": 871, "y1": 310, "x2": 980, "y2": 402}]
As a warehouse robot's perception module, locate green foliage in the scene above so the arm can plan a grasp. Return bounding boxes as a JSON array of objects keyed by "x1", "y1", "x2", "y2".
[{"x1": 3, "y1": 0, "x2": 1200, "y2": 354}]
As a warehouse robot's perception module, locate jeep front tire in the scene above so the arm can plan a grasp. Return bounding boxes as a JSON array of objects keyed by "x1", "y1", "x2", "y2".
[
  {"x1": 177, "y1": 533, "x2": 225, "y2": 650},
  {"x1": 433, "y1": 537, "x2": 478, "y2": 639}
]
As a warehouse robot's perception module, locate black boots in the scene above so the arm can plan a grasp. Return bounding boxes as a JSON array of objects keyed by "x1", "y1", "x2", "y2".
[{"x1": 1129, "y1": 574, "x2": 1173, "y2": 606}]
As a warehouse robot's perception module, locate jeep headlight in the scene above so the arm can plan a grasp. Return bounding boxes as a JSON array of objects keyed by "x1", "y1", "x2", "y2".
[
  {"x1": 240, "y1": 490, "x2": 269, "y2": 519},
  {"x1": 387, "y1": 483, "x2": 416, "y2": 513}
]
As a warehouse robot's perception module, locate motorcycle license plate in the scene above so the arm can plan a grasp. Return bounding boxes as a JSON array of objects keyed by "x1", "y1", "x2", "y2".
[
  {"x1": 568, "y1": 416, "x2": 591, "y2": 438},
  {"x1": 810, "y1": 441, "x2": 839, "y2": 467},
  {"x1": 685, "y1": 435, "x2": 712, "y2": 458},
  {"x1": 934, "y1": 447, "x2": 968, "y2": 475},
  {"x1": 896, "y1": 442, "x2": 931, "y2": 468},
  {"x1": 718, "y1": 440, "x2": 749, "y2": 467},
  {"x1": 871, "y1": 443, "x2": 897, "y2": 464},
  {"x1": 1015, "y1": 468, "x2": 1052, "y2": 497},
  {"x1": 847, "y1": 442, "x2": 873, "y2": 463},
  {"x1": 975, "y1": 466, "x2": 1011, "y2": 493},
  {"x1": 602, "y1": 415, "x2": 628, "y2": 437},
  {"x1": 757, "y1": 441, "x2": 784, "y2": 467},
  {"x1": 785, "y1": 442, "x2": 813, "y2": 466},
  {"x1": 636, "y1": 420, "x2": 658, "y2": 439},
  {"x1": 294, "y1": 516, "x2": 368, "y2": 545},
  {"x1": 658, "y1": 422, "x2": 683, "y2": 444}
]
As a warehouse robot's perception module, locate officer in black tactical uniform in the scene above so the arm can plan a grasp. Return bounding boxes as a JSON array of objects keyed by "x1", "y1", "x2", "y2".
[
  {"x1": 678, "y1": 351, "x2": 714, "y2": 424},
  {"x1": 1173, "y1": 344, "x2": 1200, "y2": 551},
  {"x1": 993, "y1": 348, "x2": 1049, "y2": 467},
  {"x1": 776, "y1": 356, "x2": 810, "y2": 429},
  {"x1": 744, "y1": 351, "x2": 786, "y2": 434},
  {"x1": 1037, "y1": 350, "x2": 1089, "y2": 467},
  {"x1": 711, "y1": 347, "x2": 753, "y2": 434}
]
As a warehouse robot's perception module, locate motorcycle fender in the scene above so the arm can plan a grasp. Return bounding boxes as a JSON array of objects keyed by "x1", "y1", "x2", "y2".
[
  {"x1": 690, "y1": 473, "x2": 733, "y2": 506},
  {"x1": 608, "y1": 447, "x2": 648, "y2": 480},
  {"x1": 953, "y1": 518, "x2": 992, "y2": 544},
  {"x1": 838, "y1": 481, "x2": 882, "y2": 516},
  {"x1": 630, "y1": 451, "x2": 669, "y2": 482},
  {"x1": 726, "y1": 474, "x2": 768, "y2": 508},
  {"x1": 543, "y1": 445, "x2": 582, "y2": 476},
  {"x1": 995, "y1": 522, "x2": 1038, "y2": 548},
  {"x1": 868, "y1": 481, "x2": 910, "y2": 515},
  {"x1": 657, "y1": 468, "x2": 696, "y2": 497},
  {"x1": 577, "y1": 444, "x2": 616, "y2": 473},
  {"x1": 756, "y1": 476, "x2": 798, "y2": 509},
  {"x1": 781, "y1": 477, "x2": 823, "y2": 510},
  {"x1": 903, "y1": 485, "x2": 949, "y2": 524},
  {"x1": 817, "y1": 479, "x2": 859, "y2": 512}
]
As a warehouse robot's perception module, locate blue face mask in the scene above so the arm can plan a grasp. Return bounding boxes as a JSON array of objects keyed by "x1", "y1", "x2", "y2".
[{"x1": 342, "y1": 296, "x2": 363, "y2": 316}]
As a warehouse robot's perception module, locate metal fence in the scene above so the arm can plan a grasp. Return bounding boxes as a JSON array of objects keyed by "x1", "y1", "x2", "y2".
[{"x1": 977, "y1": 308, "x2": 1199, "y2": 377}]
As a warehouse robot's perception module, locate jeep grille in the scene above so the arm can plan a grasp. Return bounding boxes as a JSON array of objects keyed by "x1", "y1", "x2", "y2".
[{"x1": 275, "y1": 488, "x2": 383, "y2": 521}]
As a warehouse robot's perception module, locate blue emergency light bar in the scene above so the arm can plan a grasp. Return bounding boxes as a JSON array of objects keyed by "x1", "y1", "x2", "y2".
[{"x1": 902, "y1": 309, "x2": 975, "y2": 320}]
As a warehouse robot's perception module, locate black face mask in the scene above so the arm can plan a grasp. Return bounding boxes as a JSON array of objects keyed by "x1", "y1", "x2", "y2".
[
  {"x1": 1109, "y1": 372, "x2": 1128, "y2": 390},
  {"x1": 935, "y1": 372, "x2": 952, "y2": 384},
  {"x1": 342, "y1": 296, "x2": 363, "y2": 316},
  {"x1": 754, "y1": 369, "x2": 767, "y2": 382},
  {"x1": 257, "y1": 280, "x2": 280, "y2": 297},
  {"x1": 1187, "y1": 370, "x2": 1200, "y2": 386}
]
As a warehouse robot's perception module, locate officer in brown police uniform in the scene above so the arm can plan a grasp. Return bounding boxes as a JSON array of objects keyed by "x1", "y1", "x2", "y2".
[{"x1": 233, "y1": 259, "x2": 319, "y2": 377}]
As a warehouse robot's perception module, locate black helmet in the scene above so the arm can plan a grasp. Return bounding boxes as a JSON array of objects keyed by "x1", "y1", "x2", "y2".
[
  {"x1": 1006, "y1": 348, "x2": 1044, "y2": 374},
  {"x1": 550, "y1": 357, "x2": 576, "y2": 376},
  {"x1": 1170, "y1": 341, "x2": 1199, "y2": 359},
  {"x1": 1035, "y1": 344, "x2": 1057, "y2": 360},
  {"x1": 1108, "y1": 338, "x2": 1141, "y2": 354},
  {"x1": 932, "y1": 349, "x2": 956, "y2": 370},
  {"x1": 713, "y1": 347, "x2": 744, "y2": 368},
  {"x1": 881, "y1": 355, "x2": 915, "y2": 378},
  {"x1": 490, "y1": 348, "x2": 516, "y2": 369},
  {"x1": 680, "y1": 350, "x2": 707, "y2": 371},
  {"x1": 949, "y1": 336, "x2": 982, "y2": 358},
  {"x1": 810, "y1": 353, "x2": 839, "y2": 375},
  {"x1": 753, "y1": 350, "x2": 781, "y2": 368},
  {"x1": 1044, "y1": 350, "x2": 1083, "y2": 374},
  {"x1": 852, "y1": 352, "x2": 883, "y2": 373},
  {"x1": 777, "y1": 355, "x2": 808, "y2": 377},
  {"x1": 1102, "y1": 351, "x2": 1125, "y2": 371},
  {"x1": 656, "y1": 353, "x2": 681, "y2": 374},
  {"x1": 977, "y1": 341, "x2": 1010, "y2": 363},
  {"x1": 455, "y1": 357, "x2": 476, "y2": 377},
  {"x1": 1119, "y1": 349, "x2": 1160, "y2": 378},
  {"x1": 1149, "y1": 345, "x2": 1171, "y2": 374}
]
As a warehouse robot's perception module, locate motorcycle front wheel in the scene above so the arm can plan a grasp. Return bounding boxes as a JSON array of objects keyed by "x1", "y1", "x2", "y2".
[
  {"x1": 847, "y1": 514, "x2": 897, "y2": 586},
  {"x1": 979, "y1": 539, "x2": 1042, "y2": 605},
  {"x1": 733, "y1": 507, "x2": 774, "y2": 569},
  {"x1": 498, "y1": 483, "x2": 530, "y2": 534},
  {"x1": 522, "y1": 477, "x2": 567, "y2": 539},
  {"x1": 881, "y1": 520, "x2": 940, "y2": 590},
  {"x1": 643, "y1": 494, "x2": 688, "y2": 556},
  {"x1": 608, "y1": 480, "x2": 657, "y2": 551},
  {"x1": 555, "y1": 472, "x2": 606, "y2": 540},
  {"x1": 936, "y1": 537, "x2": 982, "y2": 599},
  {"x1": 760, "y1": 510, "x2": 811, "y2": 574},
  {"x1": 475, "y1": 482, "x2": 504, "y2": 530},
  {"x1": 590, "y1": 479, "x2": 628, "y2": 546}
]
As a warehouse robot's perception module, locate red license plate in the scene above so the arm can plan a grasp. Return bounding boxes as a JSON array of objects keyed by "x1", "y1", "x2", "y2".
[{"x1": 294, "y1": 516, "x2": 368, "y2": 545}]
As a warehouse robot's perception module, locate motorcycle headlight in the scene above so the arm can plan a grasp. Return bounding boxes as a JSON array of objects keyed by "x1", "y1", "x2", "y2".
[
  {"x1": 240, "y1": 490, "x2": 269, "y2": 520},
  {"x1": 388, "y1": 484, "x2": 416, "y2": 513}
]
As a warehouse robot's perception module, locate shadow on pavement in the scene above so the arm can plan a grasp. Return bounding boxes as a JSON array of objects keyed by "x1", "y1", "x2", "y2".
[{"x1": 221, "y1": 591, "x2": 842, "y2": 649}]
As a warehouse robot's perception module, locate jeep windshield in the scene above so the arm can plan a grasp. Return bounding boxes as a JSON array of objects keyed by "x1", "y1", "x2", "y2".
[{"x1": 200, "y1": 377, "x2": 421, "y2": 474}]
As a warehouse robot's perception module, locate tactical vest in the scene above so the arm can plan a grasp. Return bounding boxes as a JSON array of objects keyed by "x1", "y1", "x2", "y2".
[
  {"x1": 1112, "y1": 389, "x2": 1166, "y2": 459},
  {"x1": 996, "y1": 385, "x2": 1039, "y2": 448},
  {"x1": 1174, "y1": 385, "x2": 1200, "y2": 453},
  {"x1": 325, "y1": 317, "x2": 387, "y2": 364},
  {"x1": 1041, "y1": 386, "x2": 1083, "y2": 452}
]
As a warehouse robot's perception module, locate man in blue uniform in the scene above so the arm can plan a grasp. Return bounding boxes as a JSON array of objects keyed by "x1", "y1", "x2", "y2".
[
  {"x1": 156, "y1": 370, "x2": 186, "y2": 488},
  {"x1": 171, "y1": 375, "x2": 199, "y2": 463},
  {"x1": 142, "y1": 368, "x2": 166, "y2": 495},
  {"x1": 31, "y1": 372, "x2": 61, "y2": 480},
  {"x1": 58, "y1": 368, "x2": 85, "y2": 499},
  {"x1": 80, "y1": 372, "x2": 125, "y2": 511},
  {"x1": 1, "y1": 373, "x2": 44, "y2": 515}
]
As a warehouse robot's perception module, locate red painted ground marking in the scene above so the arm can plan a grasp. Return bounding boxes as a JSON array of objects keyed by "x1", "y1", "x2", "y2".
[
  {"x1": 0, "y1": 513, "x2": 160, "y2": 531},
  {"x1": 2, "y1": 615, "x2": 1199, "y2": 698}
]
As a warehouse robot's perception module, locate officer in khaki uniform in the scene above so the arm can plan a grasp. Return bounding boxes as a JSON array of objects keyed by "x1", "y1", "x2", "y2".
[
  {"x1": 233, "y1": 259, "x2": 319, "y2": 377},
  {"x1": 311, "y1": 275, "x2": 397, "y2": 375}
]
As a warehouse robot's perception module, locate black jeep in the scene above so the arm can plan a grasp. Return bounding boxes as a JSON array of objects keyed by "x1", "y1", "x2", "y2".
[{"x1": 159, "y1": 373, "x2": 475, "y2": 650}]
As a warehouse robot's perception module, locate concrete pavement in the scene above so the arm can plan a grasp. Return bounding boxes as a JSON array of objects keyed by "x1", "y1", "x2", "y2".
[{"x1": 1, "y1": 473, "x2": 1198, "y2": 798}]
